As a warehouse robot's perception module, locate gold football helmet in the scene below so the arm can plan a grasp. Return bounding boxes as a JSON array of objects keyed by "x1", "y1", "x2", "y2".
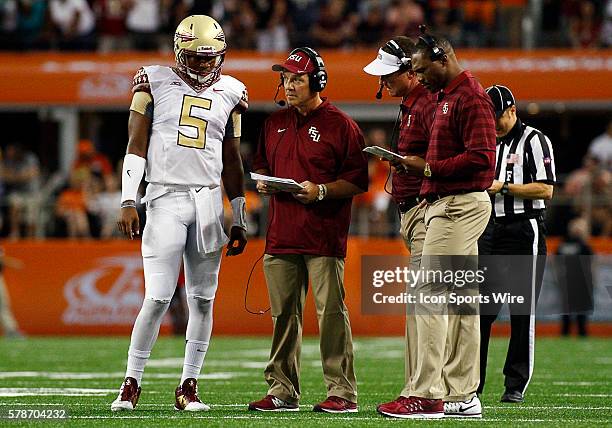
[{"x1": 174, "y1": 15, "x2": 226, "y2": 87}]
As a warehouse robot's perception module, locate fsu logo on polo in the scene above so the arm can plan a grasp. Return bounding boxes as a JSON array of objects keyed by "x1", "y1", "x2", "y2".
[
  {"x1": 442, "y1": 102, "x2": 449, "y2": 114},
  {"x1": 308, "y1": 126, "x2": 321, "y2": 142}
]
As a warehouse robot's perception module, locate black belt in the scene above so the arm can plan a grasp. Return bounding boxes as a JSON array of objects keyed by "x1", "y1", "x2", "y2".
[
  {"x1": 422, "y1": 190, "x2": 478, "y2": 204},
  {"x1": 397, "y1": 197, "x2": 420, "y2": 213},
  {"x1": 493, "y1": 211, "x2": 544, "y2": 224}
]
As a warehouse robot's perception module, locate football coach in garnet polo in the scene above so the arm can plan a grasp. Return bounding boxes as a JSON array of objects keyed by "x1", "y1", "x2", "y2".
[{"x1": 249, "y1": 47, "x2": 368, "y2": 414}]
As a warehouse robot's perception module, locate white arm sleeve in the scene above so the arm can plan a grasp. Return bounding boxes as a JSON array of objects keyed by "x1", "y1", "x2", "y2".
[{"x1": 121, "y1": 153, "x2": 146, "y2": 204}]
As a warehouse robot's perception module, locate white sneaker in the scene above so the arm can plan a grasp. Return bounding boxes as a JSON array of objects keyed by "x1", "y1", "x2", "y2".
[{"x1": 444, "y1": 396, "x2": 482, "y2": 418}]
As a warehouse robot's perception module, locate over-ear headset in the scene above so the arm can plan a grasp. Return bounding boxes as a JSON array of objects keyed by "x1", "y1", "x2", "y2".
[
  {"x1": 279, "y1": 47, "x2": 327, "y2": 93},
  {"x1": 418, "y1": 24, "x2": 446, "y2": 62}
]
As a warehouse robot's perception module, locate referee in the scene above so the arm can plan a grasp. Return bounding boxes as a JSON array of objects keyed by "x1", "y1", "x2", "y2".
[{"x1": 478, "y1": 85, "x2": 556, "y2": 403}]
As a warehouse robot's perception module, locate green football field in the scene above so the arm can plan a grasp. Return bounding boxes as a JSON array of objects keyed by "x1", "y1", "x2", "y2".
[{"x1": 0, "y1": 336, "x2": 611, "y2": 426}]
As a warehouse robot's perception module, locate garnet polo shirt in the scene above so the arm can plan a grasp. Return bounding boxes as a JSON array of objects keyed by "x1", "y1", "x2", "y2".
[
  {"x1": 393, "y1": 84, "x2": 435, "y2": 201},
  {"x1": 253, "y1": 99, "x2": 369, "y2": 257},
  {"x1": 420, "y1": 71, "x2": 497, "y2": 197}
]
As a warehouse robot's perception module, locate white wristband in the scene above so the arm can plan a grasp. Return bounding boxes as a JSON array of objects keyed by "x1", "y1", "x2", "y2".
[
  {"x1": 230, "y1": 196, "x2": 247, "y2": 231},
  {"x1": 121, "y1": 153, "x2": 146, "y2": 204}
]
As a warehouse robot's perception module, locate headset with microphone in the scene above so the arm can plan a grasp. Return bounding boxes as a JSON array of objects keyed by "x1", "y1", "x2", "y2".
[
  {"x1": 375, "y1": 39, "x2": 412, "y2": 100},
  {"x1": 417, "y1": 24, "x2": 446, "y2": 62},
  {"x1": 273, "y1": 84, "x2": 286, "y2": 107},
  {"x1": 273, "y1": 47, "x2": 327, "y2": 106},
  {"x1": 252, "y1": 48, "x2": 331, "y2": 308}
]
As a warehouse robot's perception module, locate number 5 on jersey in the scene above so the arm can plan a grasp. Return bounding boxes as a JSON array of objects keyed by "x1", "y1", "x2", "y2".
[{"x1": 177, "y1": 95, "x2": 212, "y2": 149}]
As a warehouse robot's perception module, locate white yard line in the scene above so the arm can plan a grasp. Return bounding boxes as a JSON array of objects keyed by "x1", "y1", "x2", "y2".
[
  {"x1": 0, "y1": 371, "x2": 126, "y2": 379},
  {"x1": 0, "y1": 388, "x2": 116, "y2": 397},
  {"x1": 550, "y1": 393, "x2": 612, "y2": 397},
  {"x1": 0, "y1": 371, "x2": 245, "y2": 380},
  {"x1": 552, "y1": 381, "x2": 609, "y2": 386},
  {"x1": 207, "y1": 361, "x2": 267, "y2": 369},
  {"x1": 484, "y1": 406, "x2": 612, "y2": 410}
]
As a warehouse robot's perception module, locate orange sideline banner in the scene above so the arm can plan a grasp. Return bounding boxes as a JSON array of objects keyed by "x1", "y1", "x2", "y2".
[
  {"x1": 0, "y1": 50, "x2": 610, "y2": 106},
  {"x1": 3, "y1": 238, "x2": 612, "y2": 336}
]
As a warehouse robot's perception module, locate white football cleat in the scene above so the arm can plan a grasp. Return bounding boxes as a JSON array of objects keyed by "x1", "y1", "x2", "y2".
[
  {"x1": 110, "y1": 377, "x2": 141, "y2": 411},
  {"x1": 444, "y1": 395, "x2": 482, "y2": 418},
  {"x1": 174, "y1": 378, "x2": 210, "y2": 411}
]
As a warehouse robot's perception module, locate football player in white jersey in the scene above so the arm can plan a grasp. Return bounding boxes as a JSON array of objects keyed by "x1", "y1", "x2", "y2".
[{"x1": 111, "y1": 15, "x2": 248, "y2": 412}]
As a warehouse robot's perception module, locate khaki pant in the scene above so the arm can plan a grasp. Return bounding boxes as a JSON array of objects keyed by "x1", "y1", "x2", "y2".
[
  {"x1": 398, "y1": 204, "x2": 426, "y2": 398},
  {"x1": 412, "y1": 192, "x2": 491, "y2": 401},
  {"x1": 263, "y1": 254, "x2": 357, "y2": 404}
]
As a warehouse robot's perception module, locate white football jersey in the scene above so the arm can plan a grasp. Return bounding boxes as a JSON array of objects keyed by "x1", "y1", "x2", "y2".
[{"x1": 142, "y1": 65, "x2": 247, "y2": 189}]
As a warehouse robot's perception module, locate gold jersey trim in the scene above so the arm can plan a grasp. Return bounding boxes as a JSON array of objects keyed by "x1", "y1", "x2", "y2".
[
  {"x1": 130, "y1": 91, "x2": 154, "y2": 118},
  {"x1": 229, "y1": 110, "x2": 241, "y2": 138}
]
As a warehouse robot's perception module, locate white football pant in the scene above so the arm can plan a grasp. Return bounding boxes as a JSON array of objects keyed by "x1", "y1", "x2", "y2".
[{"x1": 127, "y1": 190, "x2": 222, "y2": 359}]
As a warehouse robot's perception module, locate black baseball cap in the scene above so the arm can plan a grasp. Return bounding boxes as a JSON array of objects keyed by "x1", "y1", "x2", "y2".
[{"x1": 486, "y1": 85, "x2": 515, "y2": 118}]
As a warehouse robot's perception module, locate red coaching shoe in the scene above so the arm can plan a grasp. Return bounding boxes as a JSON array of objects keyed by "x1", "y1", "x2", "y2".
[
  {"x1": 175, "y1": 378, "x2": 210, "y2": 411},
  {"x1": 248, "y1": 395, "x2": 299, "y2": 411},
  {"x1": 377, "y1": 396, "x2": 444, "y2": 419},
  {"x1": 110, "y1": 377, "x2": 141, "y2": 411},
  {"x1": 313, "y1": 396, "x2": 358, "y2": 413}
]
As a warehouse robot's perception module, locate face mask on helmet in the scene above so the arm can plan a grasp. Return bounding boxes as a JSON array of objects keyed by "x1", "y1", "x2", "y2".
[{"x1": 177, "y1": 51, "x2": 224, "y2": 85}]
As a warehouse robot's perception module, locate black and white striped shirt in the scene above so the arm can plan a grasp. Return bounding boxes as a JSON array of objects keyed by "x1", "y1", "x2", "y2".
[{"x1": 493, "y1": 119, "x2": 556, "y2": 217}]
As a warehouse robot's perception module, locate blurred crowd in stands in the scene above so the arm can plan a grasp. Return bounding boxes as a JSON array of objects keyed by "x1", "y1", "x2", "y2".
[
  {"x1": 0, "y1": 0, "x2": 611, "y2": 52},
  {"x1": 0, "y1": 0, "x2": 610, "y2": 241},
  {"x1": 0, "y1": 139, "x2": 121, "y2": 239},
  {"x1": 354, "y1": 119, "x2": 612, "y2": 241},
  {"x1": 0, "y1": 117, "x2": 610, "y2": 241}
]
